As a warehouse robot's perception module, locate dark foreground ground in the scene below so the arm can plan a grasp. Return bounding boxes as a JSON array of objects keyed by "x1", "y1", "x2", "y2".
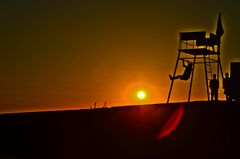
[{"x1": 0, "y1": 101, "x2": 239, "y2": 159}]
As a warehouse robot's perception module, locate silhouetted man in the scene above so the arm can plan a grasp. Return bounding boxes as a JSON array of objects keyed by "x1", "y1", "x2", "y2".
[
  {"x1": 210, "y1": 74, "x2": 219, "y2": 102},
  {"x1": 223, "y1": 72, "x2": 231, "y2": 101},
  {"x1": 169, "y1": 60, "x2": 193, "y2": 80}
]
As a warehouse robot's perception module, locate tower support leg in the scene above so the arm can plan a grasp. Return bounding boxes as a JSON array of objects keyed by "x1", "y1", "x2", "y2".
[
  {"x1": 188, "y1": 54, "x2": 196, "y2": 102},
  {"x1": 167, "y1": 50, "x2": 181, "y2": 103},
  {"x1": 218, "y1": 54, "x2": 224, "y2": 80},
  {"x1": 204, "y1": 55, "x2": 210, "y2": 101}
]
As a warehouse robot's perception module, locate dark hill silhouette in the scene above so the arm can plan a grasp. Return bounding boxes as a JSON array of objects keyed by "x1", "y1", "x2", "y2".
[{"x1": 0, "y1": 101, "x2": 239, "y2": 159}]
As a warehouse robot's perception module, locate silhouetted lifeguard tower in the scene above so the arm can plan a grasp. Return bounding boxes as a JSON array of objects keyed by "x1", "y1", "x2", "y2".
[{"x1": 167, "y1": 14, "x2": 224, "y2": 103}]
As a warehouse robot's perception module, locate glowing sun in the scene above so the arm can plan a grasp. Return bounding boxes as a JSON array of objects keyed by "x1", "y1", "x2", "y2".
[{"x1": 137, "y1": 90, "x2": 146, "y2": 100}]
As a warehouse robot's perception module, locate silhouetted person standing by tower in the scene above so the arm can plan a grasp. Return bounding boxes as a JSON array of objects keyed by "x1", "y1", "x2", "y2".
[
  {"x1": 169, "y1": 60, "x2": 193, "y2": 80},
  {"x1": 210, "y1": 74, "x2": 219, "y2": 102},
  {"x1": 223, "y1": 72, "x2": 231, "y2": 101}
]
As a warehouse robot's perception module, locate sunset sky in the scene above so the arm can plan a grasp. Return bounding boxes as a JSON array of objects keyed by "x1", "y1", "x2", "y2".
[{"x1": 0, "y1": 0, "x2": 240, "y2": 113}]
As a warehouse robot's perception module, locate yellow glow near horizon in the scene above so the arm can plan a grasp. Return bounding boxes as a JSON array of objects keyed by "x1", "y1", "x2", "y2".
[{"x1": 137, "y1": 90, "x2": 146, "y2": 100}]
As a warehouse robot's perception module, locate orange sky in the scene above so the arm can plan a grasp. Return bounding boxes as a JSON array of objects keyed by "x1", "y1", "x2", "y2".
[{"x1": 0, "y1": 1, "x2": 240, "y2": 113}]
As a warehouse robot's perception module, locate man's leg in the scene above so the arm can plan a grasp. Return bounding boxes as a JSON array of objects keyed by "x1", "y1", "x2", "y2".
[
  {"x1": 215, "y1": 92, "x2": 218, "y2": 102},
  {"x1": 169, "y1": 75, "x2": 181, "y2": 80},
  {"x1": 226, "y1": 91, "x2": 230, "y2": 101}
]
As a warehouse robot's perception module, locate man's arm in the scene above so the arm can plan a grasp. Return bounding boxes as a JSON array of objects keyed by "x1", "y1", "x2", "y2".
[
  {"x1": 210, "y1": 80, "x2": 213, "y2": 89},
  {"x1": 223, "y1": 79, "x2": 225, "y2": 89},
  {"x1": 182, "y1": 60, "x2": 187, "y2": 68}
]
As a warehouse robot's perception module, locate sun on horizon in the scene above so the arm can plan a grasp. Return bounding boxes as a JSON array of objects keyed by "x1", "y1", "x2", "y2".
[{"x1": 137, "y1": 90, "x2": 146, "y2": 100}]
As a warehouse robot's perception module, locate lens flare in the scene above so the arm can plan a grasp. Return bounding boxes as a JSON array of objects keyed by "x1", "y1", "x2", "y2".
[{"x1": 156, "y1": 104, "x2": 184, "y2": 140}]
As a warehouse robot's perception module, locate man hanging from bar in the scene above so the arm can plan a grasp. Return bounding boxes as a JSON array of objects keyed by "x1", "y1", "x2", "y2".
[{"x1": 169, "y1": 60, "x2": 193, "y2": 81}]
